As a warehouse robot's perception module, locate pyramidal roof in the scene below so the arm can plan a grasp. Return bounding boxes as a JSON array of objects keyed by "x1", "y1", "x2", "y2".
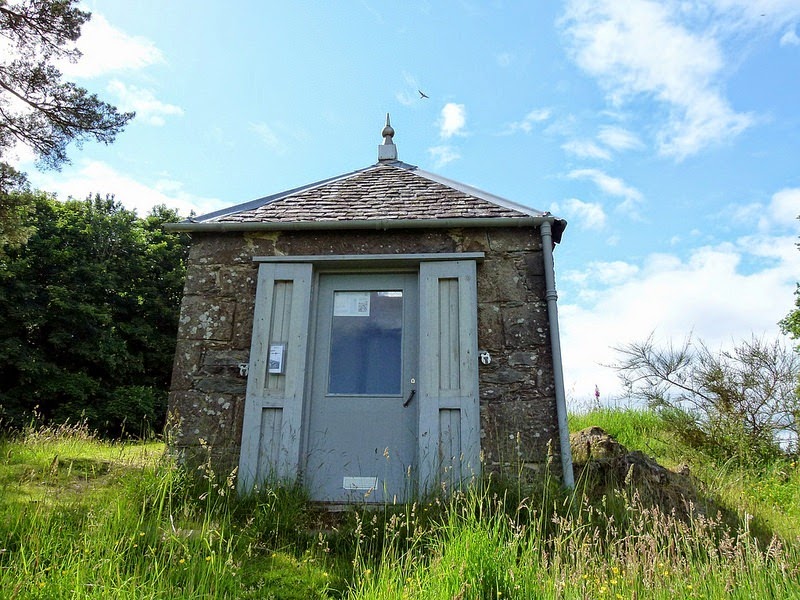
[{"x1": 172, "y1": 116, "x2": 565, "y2": 242}]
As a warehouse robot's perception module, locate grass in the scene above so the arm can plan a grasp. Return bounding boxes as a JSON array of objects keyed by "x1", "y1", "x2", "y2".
[{"x1": 0, "y1": 410, "x2": 798, "y2": 598}]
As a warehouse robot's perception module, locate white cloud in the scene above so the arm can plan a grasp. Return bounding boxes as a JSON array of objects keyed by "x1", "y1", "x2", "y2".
[
  {"x1": 564, "y1": 260, "x2": 640, "y2": 287},
  {"x1": 427, "y1": 145, "x2": 461, "y2": 168},
  {"x1": 26, "y1": 159, "x2": 222, "y2": 217},
  {"x1": 438, "y1": 103, "x2": 467, "y2": 139},
  {"x1": 504, "y1": 108, "x2": 551, "y2": 134},
  {"x1": 561, "y1": 0, "x2": 754, "y2": 160},
  {"x1": 60, "y1": 13, "x2": 164, "y2": 78},
  {"x1": 769, "y1": 188, "x2": 800, "y2": 226},
  {"x1": 557, "y1": 198, "x2": 608, "y2": 230},
  {"x1": 249, "y1": 121, "x2": 309, "y2": 154},
  {"x1": 562, "y1": 140, "x2": 611, "y2": 160},
  {"x1": 780, "y1": 28, "x2": 800, "y2": 45},
  {"x1": 107, "y1": 80, "x2": 183, "y2": 126},
  {"x1": 706, "y1": 0, "x2": 800, "y2": 31},
  {"x1": 250, "y1": 122, "x2": 286, "y2": 154},
  {"x1": 495, "y1": 52, "x2": 514, "y2": 67},
  {"x1": 726, "y1": 187, "x2": 800, "y2": 233},
  {"x1": 559, "y1": 235, "x2": 800, "y2": 406},
  {"x1": 397, "y1": 71, "x2": 423, "y2": 106},
  {"x1": 597, "y1": 125, "x2": 644, "y2": 151},
  {"x1": 568, "y1": 168, "x2": 643, "y2": 209}
]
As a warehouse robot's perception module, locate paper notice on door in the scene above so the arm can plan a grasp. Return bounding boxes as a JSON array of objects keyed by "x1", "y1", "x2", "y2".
[
  {"x1": 333, "y1": 292, "x2": 370, "y2": 317},
  {"x1": 268, "y1": 343, "x2": 286, "y2": 374}
]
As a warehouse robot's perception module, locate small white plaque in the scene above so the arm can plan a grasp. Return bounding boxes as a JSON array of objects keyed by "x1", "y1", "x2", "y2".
[
  {"x1": 342, "y1": 476, "x2": 378, "y2": 490},
  {"x1": 268, "y1": 343, "x2": 286, "y2": 374},
  {"x1": 333, "y1": 292, "x2": 370, "y2": 317}
]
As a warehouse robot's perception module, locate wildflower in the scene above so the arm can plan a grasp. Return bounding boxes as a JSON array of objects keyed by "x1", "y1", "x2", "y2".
[
  {"x1": 179, "y1": 559, "x2": 185, "y2": 564},
  {"x1": 139, "y1": 532, "x2": 145, "y2": 537},
  {"x1": 611, "y1": 566, "x2": 620, "y2": 575},
  {"x1": 206, "y1": 556, "x2": 212, "y2": 562}
]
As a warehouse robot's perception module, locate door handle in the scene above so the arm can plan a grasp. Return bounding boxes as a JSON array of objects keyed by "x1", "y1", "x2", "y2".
[{"x1": 402, "y1": 389, "x2": 416, "y2": 407}]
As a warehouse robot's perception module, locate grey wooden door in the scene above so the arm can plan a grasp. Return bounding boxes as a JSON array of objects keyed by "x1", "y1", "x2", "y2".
[{"x1": 304, "y1": 272, "x2": 418, "y2": 503}]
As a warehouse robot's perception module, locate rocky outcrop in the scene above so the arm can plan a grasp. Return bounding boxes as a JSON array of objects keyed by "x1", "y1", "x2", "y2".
[{"x1": 570, "y1": 426, "x2": 698, "y2": 517}]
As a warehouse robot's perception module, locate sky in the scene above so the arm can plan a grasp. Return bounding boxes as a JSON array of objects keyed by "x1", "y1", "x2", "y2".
[{"x1": 10, "y1": 0, "x2": 800, "y2": 409}]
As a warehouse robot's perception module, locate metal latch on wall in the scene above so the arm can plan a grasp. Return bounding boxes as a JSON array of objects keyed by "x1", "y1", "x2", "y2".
[
  {"x1": 479, "y1": 351, "x2": 491, "y2": 365},
  {"x1": 237, "y1": 363, "x2": 249, "y2": 377}
]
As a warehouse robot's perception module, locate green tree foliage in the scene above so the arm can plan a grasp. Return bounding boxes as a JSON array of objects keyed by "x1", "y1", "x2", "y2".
[
  {"x1": 779, "y1": 226, "x2": 799, "y2": 344},
  {"x1": 0, "y1": 194, "x2": 189, "y2": 436},
  {"x1": 0, "y1": 0, "x2": 134, "y2": 252},
  {"x1": 0, "y1": 0, "x2": 133, "y2": 169},
  {"x1": 613, "y1": 335, "x2": 800, "y2": 462},
  {"x1": 0, "y1": 163, "x2": 35, "y2": 256}
]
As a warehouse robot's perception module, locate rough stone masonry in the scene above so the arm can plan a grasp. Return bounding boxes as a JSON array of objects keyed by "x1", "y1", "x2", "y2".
[{"x1": 168, "y1": 225, "x2": 559, "y2": 481}]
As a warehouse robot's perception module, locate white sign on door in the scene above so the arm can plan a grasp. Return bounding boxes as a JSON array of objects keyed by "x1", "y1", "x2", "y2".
[{"x1": 333, "y1": 292, "x2": 370, "y2": 317}]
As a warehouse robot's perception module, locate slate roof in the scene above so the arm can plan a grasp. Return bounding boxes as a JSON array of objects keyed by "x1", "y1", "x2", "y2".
[{"x1": 185, "y1": 160, "x2": 561, "y2": 232}]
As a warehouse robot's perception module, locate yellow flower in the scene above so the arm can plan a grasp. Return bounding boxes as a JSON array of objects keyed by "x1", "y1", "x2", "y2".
[
  {"x1": 612, "y1": 567, "x2": 620, "y2": 575},
  {"x1": 179, "y1": 558, "x2": 185, "y2": 564},
  {"x1": 206, "y1": 556, "x2": 212, "y2": 562}
]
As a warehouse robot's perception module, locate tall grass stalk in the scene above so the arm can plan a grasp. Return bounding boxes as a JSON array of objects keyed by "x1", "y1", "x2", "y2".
[
  {"x1": 347, "y1": 479, "x2": 800, "y2": 599},
  {"x1": 0, "y1": 426, "x2": 330, "y2": 599},
  {"x1": 2, "y1": 410, "x2": 799, "y2": 598}
]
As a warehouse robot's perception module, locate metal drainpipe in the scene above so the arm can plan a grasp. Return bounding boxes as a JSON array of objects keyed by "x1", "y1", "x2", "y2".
[{"x1": 540, "y1": 220, "x2": 575, "y2": 488}]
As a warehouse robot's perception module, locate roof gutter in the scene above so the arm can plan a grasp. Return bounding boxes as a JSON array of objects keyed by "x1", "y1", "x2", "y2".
[
  {"x1": 539, "y1": 220, "x2": 574, "y2": 488},
  {"x1": 166, "y1": 216, "x2": 566, "y2": 244}
]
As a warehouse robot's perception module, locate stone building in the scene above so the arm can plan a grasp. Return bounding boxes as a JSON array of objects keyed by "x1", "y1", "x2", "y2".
[{"x1": 166, "y1": 117, "x2": 574, "y2": 503}]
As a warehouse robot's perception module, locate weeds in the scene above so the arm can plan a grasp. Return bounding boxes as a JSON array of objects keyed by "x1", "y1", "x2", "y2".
[{"x1": 1, "y1": 410, "x2": 799, "y2": 598}]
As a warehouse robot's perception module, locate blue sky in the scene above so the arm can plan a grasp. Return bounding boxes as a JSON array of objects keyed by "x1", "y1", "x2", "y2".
[{"x1": 12, "y1": 1, "x2": 800, "y2": 407}]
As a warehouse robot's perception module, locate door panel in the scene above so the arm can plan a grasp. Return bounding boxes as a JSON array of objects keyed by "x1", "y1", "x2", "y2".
[
  {"x1": 238, "y1": 263, "x2": 312, "y2": 493},
  {"x1": 304, "y1": 273, "x2": 418, "y2": 503},
  {"x1": 418, "y1": 260, "x2": 480, "y2": 494}
]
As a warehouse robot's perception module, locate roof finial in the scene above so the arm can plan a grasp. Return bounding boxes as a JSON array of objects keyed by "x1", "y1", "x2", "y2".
[{"x1": 378, "y1": 113, "x2": 397, "y2": 162}]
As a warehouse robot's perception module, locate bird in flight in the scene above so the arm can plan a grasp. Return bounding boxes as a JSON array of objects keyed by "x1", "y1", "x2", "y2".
[{"x1": 418, "y1": 90, "x2": 429, "y2": 99}]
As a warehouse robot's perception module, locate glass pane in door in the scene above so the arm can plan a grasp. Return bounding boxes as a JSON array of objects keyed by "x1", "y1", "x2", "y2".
[{"x1": 328, "y1": 290, "x2": 403, "y2": 395}]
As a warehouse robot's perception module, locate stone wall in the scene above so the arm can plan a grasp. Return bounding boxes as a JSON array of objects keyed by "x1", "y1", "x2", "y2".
[{"x1": 167, "y1": 226, "x2": 560, "y2": 478}]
